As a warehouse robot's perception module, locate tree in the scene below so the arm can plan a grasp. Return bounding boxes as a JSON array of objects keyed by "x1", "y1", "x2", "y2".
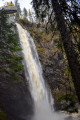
[
  {"x1": 15, "y1": 0, "x2": 21, "y2": 20},
  {"x1": 51, "y1": 0, "x2": 80, "y2": 102},
  {"x1": 32, "y1": 0, "x2": 80, "y2": 103},
  {"x1": 0, "y1": 9, "x2": 23, "y2": 80},
  {"x1": 59, "y1": 0, "x2": 80, "y2": 26},
  {"x1": 28, "y1": 9, "x2": 33, "y2": 22},
  {"x1": 23, "y1": 7, "x2": 27, "y2": 19}
]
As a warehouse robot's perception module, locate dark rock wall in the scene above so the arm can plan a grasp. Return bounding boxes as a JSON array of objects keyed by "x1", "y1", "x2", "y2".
[
  {"x1": 0, "y1": 75, "x2": 34, "y2": 120},
  {"x1": 0, "y1": 25, "x2": 34, "y2": 120}
]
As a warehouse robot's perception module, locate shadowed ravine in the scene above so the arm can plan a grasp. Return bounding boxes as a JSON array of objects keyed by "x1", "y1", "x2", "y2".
[{"x1": 16, "y1": 23, "x2": 66, "y2": 120}]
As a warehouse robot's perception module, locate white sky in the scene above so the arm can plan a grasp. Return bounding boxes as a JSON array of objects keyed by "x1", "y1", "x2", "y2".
[{"x1": 0, "y1": 0, "x2": 32, "y2": 11}]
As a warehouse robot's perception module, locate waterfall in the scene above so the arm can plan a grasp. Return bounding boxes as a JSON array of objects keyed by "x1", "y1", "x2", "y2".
[{"x1": 16, "y1": 23, "x2": 65, "y2": 120}]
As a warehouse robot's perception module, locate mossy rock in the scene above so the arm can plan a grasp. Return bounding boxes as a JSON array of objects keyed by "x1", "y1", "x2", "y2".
[
  {"x1": 0, "y1": 110, "x2": 8, "y2": 120},
  {"x1": 56, "y1": 94, "x2": 78, "y2": 113}
]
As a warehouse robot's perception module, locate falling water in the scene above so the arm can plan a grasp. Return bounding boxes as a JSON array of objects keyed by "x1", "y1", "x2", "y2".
[{"x1": 16, "y1": 23, "x2": 65, "y2": 120}]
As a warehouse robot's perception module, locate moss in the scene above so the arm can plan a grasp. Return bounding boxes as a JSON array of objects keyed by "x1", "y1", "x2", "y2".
[
  {"x1": 56, "y1": 94, "x2": 78, "y2": 113},
  {"x1": 19, "y1": 19, "x2": 79, "y2": 112},
  {"x1": 37, "y1": 23, "x2": 41, "y2": 28},
  {"x1": 23, "y1": 19, "x2": 29, "y2": 22},
  {"x1": 37, "y1": 47, "x2": 41, "y2": 51},
  {"x1": 38, "y1": 32, "x2": 43, "y2": 36},
  {"x1": 40, "y1": 53, "x2": 44, "y2": 58},
  {"x1": 0, "y1": 110, "x2": 8, "y2": 120}
]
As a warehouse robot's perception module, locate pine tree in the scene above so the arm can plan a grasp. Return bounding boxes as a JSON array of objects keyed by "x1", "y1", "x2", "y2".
[
  {"x1": 0, "y1": 9, "x2": 23, "y2": 81},
  {"x1": 23, "y1": 7, "x2": 27, "y2": 19},
  {"x1": 28, "y1": 9, "x2": 33, "y2": 22},
  {"x1": 32, "y1": 0, "x2": 80, "y2": 103},
  {"x1": 15, "y1": 0, "x2": 21, "y2": 20}
]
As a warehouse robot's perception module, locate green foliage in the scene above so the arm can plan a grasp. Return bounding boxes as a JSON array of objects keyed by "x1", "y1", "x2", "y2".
[
  {"x1": 65, "y1": 65, "x2": 71, "y2": 76},
  {"x1": 0, "y1": 9, "x2": 23, "y2": 81},
  {"x1": 57, "y1": 94, "x2": 76, "y2": 102},
  {"x1": 20, "y1": 18, "x2": 79, "y2": 111},
  {"x1": 37, "y1": 23, "x2": 41, "y2": 28},
  {"x1": 23, "y1": 7, "x2": 27, "y2": 19},
  {"x1": 54, "y1": 35, "x2": 64, "y2": 52},
  {"x1": 23, "y1": 18, "x2": 29, "y2": 22},
  {"x1": 56, "y1": 94, "x2": 78, "y2": 113},
  {"x1": 32, "y1": 0, "x2": 50, "y2": 22},
  {"x1": 28, "y1": 9, "x2": 33, "y2": 22},
  {"x1": 0, "y1": 110, "x2": 8, "y2": 120},
  {"x1": 15, "y1": 0, "x2": 21, "y2": 20}
]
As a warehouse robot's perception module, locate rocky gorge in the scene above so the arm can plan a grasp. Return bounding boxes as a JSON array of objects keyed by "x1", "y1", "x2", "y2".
[{"x1": 0, "y1": 19, "x2": 80, "y2": 120}]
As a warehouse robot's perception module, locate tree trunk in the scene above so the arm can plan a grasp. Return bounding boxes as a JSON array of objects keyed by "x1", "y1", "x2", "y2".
[{"x1": 51, "y1": 0, "x2": 80, "y2": 103}]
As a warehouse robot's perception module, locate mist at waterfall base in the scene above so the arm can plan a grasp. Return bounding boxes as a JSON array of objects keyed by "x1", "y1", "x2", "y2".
[{"x1": 16, "y1": 23, "x2": 65, "y2": 120}]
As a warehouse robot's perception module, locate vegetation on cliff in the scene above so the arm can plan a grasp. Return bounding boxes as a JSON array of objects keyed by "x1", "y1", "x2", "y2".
[
  {"x1": 0, "y1": 110, "x2": 8, "y2": 120},
  {"x1": 0, "y1": 9, "x2": 23, "y2": 81},
  {"x1": 19, "y1": 18, "x2": 79, "y2": 113},
  {"x1": 32, "y1": 0, "x2": 80, "y2": 104},
  {"x1": 0, "y1": 9, "x2": 32, "y2": 120},
  {"x1": 18, "y1": 1, "x2": 80, "y2": 112},
  {"x1": 0, "y1": 0, "x2": 80, "y2": 118}
]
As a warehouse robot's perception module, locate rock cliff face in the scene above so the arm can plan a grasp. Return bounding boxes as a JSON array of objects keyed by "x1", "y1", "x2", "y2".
[
  {"x1": 0, "y1": 25, "x2": 34, "y2": 120},
  {"x1": 0, "y1": 74, "x2": 34, "y2": 120},
  {"x1": 0, "y1": 20, "x2": 77, "y2": 120},
  {"x1": 19, "y1": 20, "x2": 78, "y2": 113},
  {"x1": 19, "y1": 20, "x2": 66, "y2": 97}
]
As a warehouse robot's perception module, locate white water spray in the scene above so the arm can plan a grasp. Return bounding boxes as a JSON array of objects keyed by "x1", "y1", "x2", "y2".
[{"x1": 16, "y1": 23, "x2": 65, "y2": 120}]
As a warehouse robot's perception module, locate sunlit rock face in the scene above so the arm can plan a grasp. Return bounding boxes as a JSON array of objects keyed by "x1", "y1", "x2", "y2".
[
  {"x1": 3, "y1": 5, "x2": 17, "y2": 14},
  {"x1": 2, "y1": 6, "x2": 17, "y2": 23},
  {"x1": 8, "y1": 14, "x2": 16, "y2": 23}
]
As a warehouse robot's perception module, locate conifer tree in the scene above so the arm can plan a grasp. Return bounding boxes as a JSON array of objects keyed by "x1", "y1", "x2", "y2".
[
  {"x1": 23, "y1": 7, "x2": 27, "y2": 19},
  {"x1": 32, "y1": 0, "x2": 80, "y2": 103},
  {"x1": 0, "y1": 9, "x2": 23, "y2": 80},
  {"x1": 15, "y1": 0, "x2": 21, "y2": 20},
  {"x1": 28, "y1": 9, "x2": 33, "y2": 22}
]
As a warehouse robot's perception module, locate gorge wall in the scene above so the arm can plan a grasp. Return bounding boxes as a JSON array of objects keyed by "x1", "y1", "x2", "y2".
[{"x1": 0, "y1": 25, "x2": 34, "y2": 120}]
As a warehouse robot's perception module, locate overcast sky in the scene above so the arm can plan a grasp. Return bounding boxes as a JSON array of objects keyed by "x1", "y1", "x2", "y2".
[{"x1": 0, "y1": 0, "x2": 32, "y2": 11}]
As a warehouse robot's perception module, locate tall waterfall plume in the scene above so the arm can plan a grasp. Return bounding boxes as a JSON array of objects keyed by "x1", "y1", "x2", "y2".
[{"x1": 16, "y1": 23, "x2": 65, "y2": 120}]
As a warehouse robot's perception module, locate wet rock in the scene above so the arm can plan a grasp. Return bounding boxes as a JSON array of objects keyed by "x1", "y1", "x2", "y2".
[
  {"x1": 65, "y1": 116, "x2": 73, "y2": 120},
  {"x1": 0, "y1": 73, "x2": 34, "y2": 120},
  {"x1": 0, "y1": 26, "x2": 34, "y2": 120}
]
